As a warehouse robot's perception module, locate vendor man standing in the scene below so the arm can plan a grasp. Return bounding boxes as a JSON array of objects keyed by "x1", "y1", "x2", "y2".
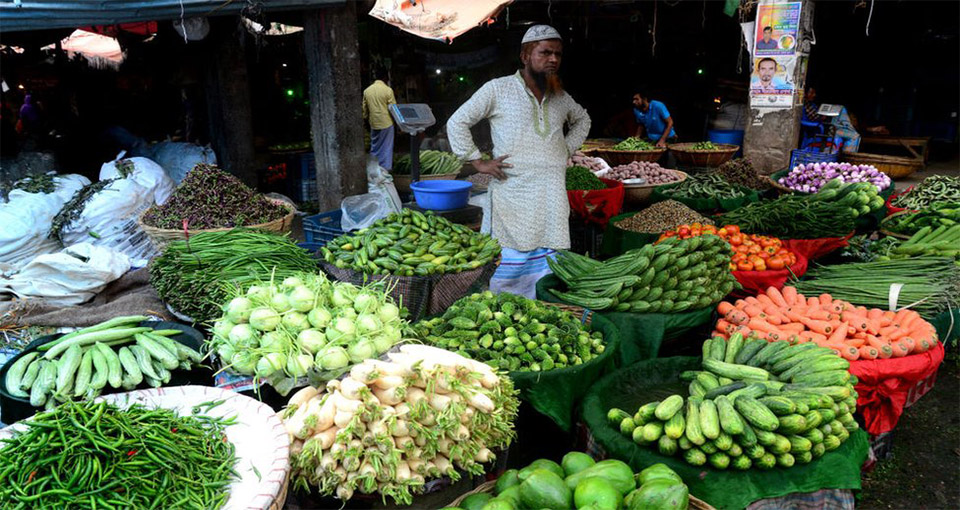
[
  {"x1": 632, "y1": 90, "x2": 676, "y2": 147},
  {"x1": 447, "y1": 25, "x2": 591, "y2": 298}
]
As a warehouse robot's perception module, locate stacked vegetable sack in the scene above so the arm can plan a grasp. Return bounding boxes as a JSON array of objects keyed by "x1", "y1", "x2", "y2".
[
  {"x1": 321, "y1": 209, "x2": 500, "y2": 276},
  {"x1": 413, "y1": 292, "x2": 605, "y2": 372},
  {"x1": 609, "y1": 334, "x2": 859, "y2": 470},
  {"x1": 5, "y1": 316, "x2": 203, "y2": 409},
  {"x1": 281, "y1": 344, "x2": 519, "y2": 505},
  {"x1": 208, "y1": 272, "x2": 405, "y2": 393},
  {"x1": 657, "y1": 223, "x2": 797, "y2": 272},
  {"x1": 447, "y1": 454, "x2": 689, "y2": 510},
  {"x1": 547, "y1": 235, "x2": 739, "y2": 313}
]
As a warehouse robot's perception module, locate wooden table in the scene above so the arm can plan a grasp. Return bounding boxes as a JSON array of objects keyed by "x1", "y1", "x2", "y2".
[{"x1": 860, "y1": 135, "x2": 932, "y2": 164}]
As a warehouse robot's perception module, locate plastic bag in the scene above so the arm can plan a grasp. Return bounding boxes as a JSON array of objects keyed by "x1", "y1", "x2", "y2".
[
  {"x1": 99, "y1": 153, "x2": 175, "y2": 205},
  {"x1": 340, "y1": 155, "x2": 402, "y2": 231},
  {"x1": 144, "y1": 141, "x2": 217, "y2": 184},
  {"x1": 0, "y1": 243, "x2": 131, "y2": 305}
]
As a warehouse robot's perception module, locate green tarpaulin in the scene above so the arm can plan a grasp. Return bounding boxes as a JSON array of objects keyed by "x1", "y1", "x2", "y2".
[
  {"x1": 536, "y1": 274, "x2": 715, "y2": 366},
  {"x1": 580, "y1": 356, "x2": 870, "y2": 510}
]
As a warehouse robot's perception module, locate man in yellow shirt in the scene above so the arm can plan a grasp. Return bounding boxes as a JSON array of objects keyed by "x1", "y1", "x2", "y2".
[{"x1": 362, "y1": 68, "x2": 397, "y2": 170}]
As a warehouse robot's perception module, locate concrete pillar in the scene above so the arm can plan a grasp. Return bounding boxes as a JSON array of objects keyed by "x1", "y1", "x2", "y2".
[
  {"x1": 303, "y1": 3, "x2": 366, "y2": 212},
  {"x1": 743, "y1": 0, "x2": 814, "y2": 174}
]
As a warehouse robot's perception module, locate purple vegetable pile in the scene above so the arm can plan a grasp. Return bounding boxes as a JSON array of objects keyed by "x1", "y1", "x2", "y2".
[
  {"x1": 606, "y1": 161, "x2": 680, "y2": 184},
  {"x1": 779, "y1": 162, "x2": 891, "y2": 193}
]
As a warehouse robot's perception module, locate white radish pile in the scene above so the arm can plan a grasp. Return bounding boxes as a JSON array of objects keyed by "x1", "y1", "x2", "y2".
[
  {"x1": 606, "y1": 161, "x2": 680, "y2": 184},
  {"x1": 567, "y1": 151, "x2": 609, "y2": 173},
  {"x1": 282, "y1": 344, "x2": 519, "y2": 505}
]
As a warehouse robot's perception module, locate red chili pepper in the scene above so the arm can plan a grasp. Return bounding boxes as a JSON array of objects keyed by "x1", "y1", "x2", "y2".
[
  {"x1": 171, "y1": 428, "x2": 178, "y2": 433},
  {"x1": 27, "y1": 471, "x2": 36, "y2": 484},
  {"x1": 128, "y1": 450, "x2": 138, "y2": 457}
]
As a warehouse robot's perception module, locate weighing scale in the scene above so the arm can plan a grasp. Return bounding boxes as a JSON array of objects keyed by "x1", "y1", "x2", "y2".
[{"x1": 390, "y1": 103, "x2": 482, "y2": 228}]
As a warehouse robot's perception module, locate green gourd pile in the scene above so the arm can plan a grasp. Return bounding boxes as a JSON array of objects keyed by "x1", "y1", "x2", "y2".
[
  {"x1": 608, "y1": 334, "x2": 859, "y2": 471},
  {"x1": 547, "y1": 235, "x2": 738, "y2": 313}
]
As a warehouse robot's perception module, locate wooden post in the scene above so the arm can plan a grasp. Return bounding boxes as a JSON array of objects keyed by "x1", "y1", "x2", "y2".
[
  {"x1": 743, "y1": 0, "x2": 814, "y2": 174},
  {"x1": 204, "y1": 17, "x2": 257, "y2": 185},
  {"x1": 303, "y1": 4, "x2": 366, "y2": 212}
]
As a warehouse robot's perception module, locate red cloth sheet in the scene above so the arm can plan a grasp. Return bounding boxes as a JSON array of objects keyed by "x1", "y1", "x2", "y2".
[
  {"x1": 849, "y1": 341, "x2": 945, "y2": 435},
  {"x1": 568, "y1": 178, "x2": 624, "y2": 226},
  {"x1": 732, "y1": 235, "x2": 852, "y2": 295}
]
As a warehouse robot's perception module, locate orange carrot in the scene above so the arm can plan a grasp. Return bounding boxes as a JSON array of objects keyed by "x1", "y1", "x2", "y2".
[
  {"x1": 818, "y1": 293, "x2": 834, "y2": 306},
  {"x1": 779, "y1": 322, "x2": 805, "y2": 333},
  {"x1": 781, "y1": 286, "x2": 798, "y2": 305},
  {"x1": 901, "y1": 337, "x2": 917, "y2": 353},
  {"x1": 893, "y1": 308, "x2": 913, "y2": 325},
  {"x1": 858, "y1": 345, "x2": 879, "y2": 360},
  {"x1": 800, "y1": 317, "x2": 834, "y2": 336},
  {"x1": 743, "y1": 305, "x2": 765, "y2": 318},
  {"x1": 864, "y1": 318, "x2": 881, "y2": 335},
  {"x1": 767, "y1": 287, "x2": 789, "y2": 308},
  {"x1": 799, "y1": 331, "x2": 827, "y2": 344},
  {"x1": 744, "y1": 296, "x2": 762, "y2": 307},
  {"x1": 807, "y1": 297, "x2": 820, "y2": 308},
  {"x1": 749, "y1": 318, "x2": 783, "y2": 335},
  {"x1": 782, "y1": 309, "x2": 805, "y2": 323},
  {"x1": 877, "y1": 345, "x2": 894, "y2": 359},
  {"x1": 755, "y1": 294, "x2": 776, "y2": 308},
  {"x1": 806, "y1": 309, "x2": 834, "y2": 321},
  {"x1": 892, "y1": 342, "x2": 910, "y2": 357},
  {"x1": 716, "y1": 319, "x2": 735, "y2": 334},
  {"x1": 917, "y1": 339, "x2": 932, "y2": 353},
  {"x1": 855, "y1": 305, "x2": 868, "y2": 315},
  {"x1": 823, "y1": 301, "x2": 845, "y2": 314},
  {"x1": 718, "y1": 302, "x2": 736, "y2": 316},
  {"x1": 794, "y1": 292, "x2": 807, "y2": 305},
  {"x1": 825, "y1": 322, "x2": 849, "y2": 345},
  {"x1": 864, "y1": 335, "x2": 885, "y2": 349},
  {"x1": 726, "y1": 310, "x2": 750, "y2": 325},
  {"x1": 838, "y1": 346, "x2": 860, "y2": 360},
  {"x1": 867, "y1": 308, "x2": 883, "y2": 322},
  {"x1": 842, "y1": 311, "x2": 868, "y2": 332}
]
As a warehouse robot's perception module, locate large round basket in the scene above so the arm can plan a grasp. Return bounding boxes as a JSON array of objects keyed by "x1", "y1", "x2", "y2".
[
  {"x1": 668, "y1": 143, "x2": 739, "y2": 167},
  {"x1": 597, "y1": 148, "x2": 667, "y2": 166},
  {"x1": 842, "y1": 151, "x2": 923, "y2": 179},
  {"x1": 139, "y1": 199, "x2": 296, "y2": 250},
  {"x1": 620, "y1": 169, "x2": 689, "y2": 209},
  {"x1": 392, "y1": 172, "x2": 460, "y2": 193},
  {"x1": 448, "y1": 479, "x2": 716, "y2": 509}
]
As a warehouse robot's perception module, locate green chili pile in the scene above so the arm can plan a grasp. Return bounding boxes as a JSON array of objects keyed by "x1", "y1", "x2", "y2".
[
  {"x1": 0, "y1": 400, "x2": 238, "y2": 509},
  {"x1": 660, "y1": 173, "x2": 747, "y2": 199},
  {"x1": 892, "y1": 175, "x2": 960, "y2": 209}
]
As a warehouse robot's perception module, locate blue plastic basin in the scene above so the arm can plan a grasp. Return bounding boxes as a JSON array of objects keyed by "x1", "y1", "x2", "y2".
[
  {"x1": 410, "y1": 180, "x2": 473, "y2": 211},
  {"x1": 708, "y1": 129, "x2": 745, "y2": 157}
]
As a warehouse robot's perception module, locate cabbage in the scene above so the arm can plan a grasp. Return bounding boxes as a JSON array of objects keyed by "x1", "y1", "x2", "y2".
[
  {"x1": 228, "y1": 324, "x2": 258, "y2": 347},
  {"x1": 249, "y1": 307, "x2": 281, "y2": 332},
  {"x1": 226, "y1": 297, "x2": 254, "y2": 323},
  {"x1": 378, "y1": 302, "x2": 401, "y2": 324},
  {"x1": 307, "y1": 307, "x2": 333, "y2": 329},
  {"x1": 282, "y1": 312, "x2": 310, "y2": 332},
  {"x1": 297, "y1": 329, "x2": 327, "y2": 354},
  {"x1": 270, "y1": 293, "x2": 292, "y2": 313},
  {"x1": 288, "y1": 286, "x2": 316, "y2": 313},
  {"x1": 347, "y1": 337, "x2": 377, "y2": 363},
  {"x1": 356, "y1": 313, "x2": 382, "y2": 334},
  {"x1": 287, "y1": 353, "x2": 314, "y2": 377},
  {"x1": 353, "y1": 291, "x2": 379, "y2": 314},
  {"x1": 316, "y1": 346, "x2": 350, "y2": 370},
  {"x1": 259, "y1": 331, "x2": 286, "y2": 351}
]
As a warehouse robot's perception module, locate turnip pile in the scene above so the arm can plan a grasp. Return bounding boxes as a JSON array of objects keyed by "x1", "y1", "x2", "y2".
[
  {"x1": 605, "y1": 161, "x2": 679, "y2": 184},
  {"x1": 209, "y1": 272, "x2": 406, "y2": 394},
  {"x1": 283, "y1": 344, "x2": 519, "y2": 505}
]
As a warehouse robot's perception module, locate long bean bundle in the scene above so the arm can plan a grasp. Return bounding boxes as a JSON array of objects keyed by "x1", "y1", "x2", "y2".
[
  {"x1": 149, "y1": 229, "x2": 318, "y2": 322},
  {"x1": 0, "y1": 400, "x2": 238, "y2": 508},
  {"x1": 792, "y1": 257, "x2": 959, "y2": 318},
  {"x1": 660, "y1": 173, "x2": 748, "y2": 199}
]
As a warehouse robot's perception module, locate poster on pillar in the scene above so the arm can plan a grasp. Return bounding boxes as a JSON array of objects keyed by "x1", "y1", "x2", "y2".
[
  {"x1": 754, "y1": 2, "x2": 802, "y2": 57},
  {"x1": 750, "y1": 55, "x2": 797, "y2": 109}
]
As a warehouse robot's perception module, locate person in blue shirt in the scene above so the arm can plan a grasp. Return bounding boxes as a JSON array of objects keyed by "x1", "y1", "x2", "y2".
[
  {"x1": 757, "y1": 27, "x2": 778, "y2": 50},
  {"x1": 632, "y1": 90, "x2": 676, "y2": 147}
]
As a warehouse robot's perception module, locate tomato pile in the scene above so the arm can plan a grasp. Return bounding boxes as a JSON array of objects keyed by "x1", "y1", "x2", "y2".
[{"x1": 657, "y1": 223, "x2": 797, "y2": 271}]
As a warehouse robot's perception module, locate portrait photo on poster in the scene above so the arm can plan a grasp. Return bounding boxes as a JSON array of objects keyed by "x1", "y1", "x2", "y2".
[
  {"x1": 749, "y1": 56, "x2": 797, "y2": 109},
  {"x1": 754, "y1": 1, "x2": 802, "y2": 57}
]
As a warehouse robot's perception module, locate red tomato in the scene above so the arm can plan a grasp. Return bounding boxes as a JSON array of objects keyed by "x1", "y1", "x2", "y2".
[
  {"x1": 737, "y1": 261, "x2": 754, "y2": 271},
  {"x1": 725, "y1": 225, "x2": 741, "y2": 234},
  {"x1": 728, "y1": 234, "x2": 744, "y2": 245},
  {"x1": 767, "y1": 256, "x2": 787, "y2": 270}
]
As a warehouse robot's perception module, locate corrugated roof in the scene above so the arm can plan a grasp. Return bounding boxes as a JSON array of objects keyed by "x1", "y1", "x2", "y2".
[{"x1": 0, "y1": 0, "x2": 342, "y2": 33}]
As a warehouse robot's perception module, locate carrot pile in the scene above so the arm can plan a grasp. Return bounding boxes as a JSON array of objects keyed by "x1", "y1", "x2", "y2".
[{"x1": 714, "y1": 285, "x2": 939, "y2": 361}]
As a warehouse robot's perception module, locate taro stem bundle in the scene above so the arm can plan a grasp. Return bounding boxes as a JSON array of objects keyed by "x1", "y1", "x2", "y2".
[{"x1": 792, "y1": 257, "x2": 959, "y2": 318}]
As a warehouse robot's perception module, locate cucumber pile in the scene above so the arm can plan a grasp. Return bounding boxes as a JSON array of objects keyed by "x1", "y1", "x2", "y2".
[
  {"x1": 608, "y1": 333, "x2": 859, "y2": 471},
  {"x1": 321, "y1": 209, "x2": 501, "y2": 276},
  {"x1": 3, "y1": 316, "x2": 203, "y2": 409},
  {"x1": 547, "y1": 235, "x2": 738, "y2": 312},
  {"x1": 413, "y1": 291, "x2": 605, "y2": 372}
]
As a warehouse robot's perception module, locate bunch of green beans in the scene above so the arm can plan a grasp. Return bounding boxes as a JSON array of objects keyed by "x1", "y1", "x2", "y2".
[
  {"x1": 661, "y1": 172, "x2": 747, "y2": 199},
  {"x1": 149, "y1": 229, "x2": 318, "y2": 322},
  {"x1": 0, "y1": 400, "x2": 238, "y2": 509}
]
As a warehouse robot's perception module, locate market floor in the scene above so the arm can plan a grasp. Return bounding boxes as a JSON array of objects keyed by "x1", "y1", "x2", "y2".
[{"x1": 858, "y1": 353, "x2": 960, "y2": 510}]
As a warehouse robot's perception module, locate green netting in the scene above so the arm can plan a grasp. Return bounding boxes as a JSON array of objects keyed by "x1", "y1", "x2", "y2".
[
  {"x1": 509, "y1": 313, "x2": 620, "y2": 432},
  {"x1": 536, "y1": 274, "x2": 715, "y2": 366},
  {"x1": 930, "y1": 308, "x2": 959, "y2": 345},
  {"x1": 649, "y1": 182, "x2": 760, "y2": 212},
  {"x1": 599, "y1": 212, "x2": 661, "y2": 257},
  {"x1": 580, "y1": 356, "x2": 870, "y2": 510}
]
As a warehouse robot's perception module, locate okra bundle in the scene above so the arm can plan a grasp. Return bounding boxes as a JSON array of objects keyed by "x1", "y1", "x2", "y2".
[
  {"x1": 3, "y1": 315, "x2": 203, "y2": 409},
  {"x1": 321, "y1": 209, "x2": 501, "y2": 276},
  {"x1": 547, "y1": 235, "x2": 738, "y2": 313},
  {"x1": 608, "y1": 334, "x2": 859, "y2": 471},
  {"x1": 413, "y1": 291, "x2": 605, "y2": 372}
]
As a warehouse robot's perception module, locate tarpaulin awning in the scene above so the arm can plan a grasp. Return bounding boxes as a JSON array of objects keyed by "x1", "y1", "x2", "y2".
[
  {"x1": 44, "y1": 29, "x2": 125, "y2": 70},
  {"x1": 368, "y1": 0, "x2": 511, "y2": 43},
  {"x1": 0, "y1": 0, "x2": 342, "y2": 33}
]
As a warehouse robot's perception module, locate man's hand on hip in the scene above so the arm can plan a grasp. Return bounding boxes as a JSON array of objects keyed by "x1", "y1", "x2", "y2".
[{"x1": 471, "y1": 155, "x2": 513, "y2": 180}]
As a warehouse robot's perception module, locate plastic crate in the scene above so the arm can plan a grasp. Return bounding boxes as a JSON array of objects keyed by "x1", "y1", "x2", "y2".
[
  {"x1": 303, "y1": 209, "x2": 343, "y2": 246},
  {"x1": 789, "y1": 148, "x2": 839, "y2": 171},
  {"x1": 297, "y1": 153, "x2": 317, "y2": 202}
]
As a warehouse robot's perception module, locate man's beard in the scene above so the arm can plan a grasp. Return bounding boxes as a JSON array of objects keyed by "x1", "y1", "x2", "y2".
[{"x1": 529, "y1": 69, "x2": 563, "y2": 95}]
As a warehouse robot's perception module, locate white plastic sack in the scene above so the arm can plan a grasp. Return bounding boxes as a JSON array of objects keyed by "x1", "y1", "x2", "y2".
[
  {"x1": 340, "y1": 155, "x2": 403, "y2": 231},
  {"x1": 0, "y1": 243, "x2": 131, "y2": 306},
  {"x1": 146, "y1": 141, "x2": 217, "y2": 184},
  {"x1": 0, "y1": 174, "x2": 92, "y2": 268},
  {"x1": 100, "y1": 154, "x2": 175, "y2": 205}
]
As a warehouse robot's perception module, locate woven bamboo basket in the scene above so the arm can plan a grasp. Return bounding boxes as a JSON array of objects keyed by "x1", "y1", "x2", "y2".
[
  {"x1": 842, "y1": 151, "x2": 923, "y2": 179},
  {"x1": 597, "y1": 148, "x2": 667, "y2": 166},
  {"x1": 447, "y1": 479, "x2": 716, "y2": 509},
  {"x1": 552, "y1": 302, "x2": 593, "y2": 325},
  {"x1": 668, "y1": 143, "x2": 739, "y2": 168},
  {"x1": 392, "y1": 172, "x2": 460, "y2": 194},
  {"x1": 138, "y1": 199, "x2": 296, "y2": 250}
]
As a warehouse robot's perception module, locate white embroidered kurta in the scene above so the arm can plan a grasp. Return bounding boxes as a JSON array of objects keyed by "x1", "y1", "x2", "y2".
[{"x1": 447, "y1": 72, "x2": 591, "y2": 252}]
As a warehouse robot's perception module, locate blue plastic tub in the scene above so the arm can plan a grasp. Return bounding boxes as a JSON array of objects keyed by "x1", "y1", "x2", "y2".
[
  {"x1": 410, "y1": 180, "x2": 473, "y2": 211},
  {"x1": 708, "y1": 129, "x2": 744, "y2": 157}
]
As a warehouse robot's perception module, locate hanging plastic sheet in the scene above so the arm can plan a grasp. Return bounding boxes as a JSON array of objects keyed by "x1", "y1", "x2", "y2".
[{"x1": 368, "y1": 0, "x2": 512, "y2": 43}]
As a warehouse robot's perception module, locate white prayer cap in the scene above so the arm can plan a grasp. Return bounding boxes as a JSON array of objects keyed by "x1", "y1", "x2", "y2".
[{"x1": 522, "y1": 25, "x2": 561, "y2": 44}]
